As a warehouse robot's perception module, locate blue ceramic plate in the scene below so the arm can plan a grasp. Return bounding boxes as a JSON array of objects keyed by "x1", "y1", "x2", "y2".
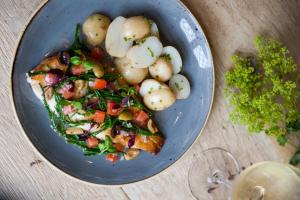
[{"x1": 11, "y1": 0, "x2": 214, "y2": 185}]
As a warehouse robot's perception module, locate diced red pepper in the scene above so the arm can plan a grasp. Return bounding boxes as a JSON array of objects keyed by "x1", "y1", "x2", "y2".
[
  {"x1": 93, "y1": 110, "x2": 106, "y2": 123},
  {"x1": 86, "y1": 137, "x2": 99, "y2": 148},
  {"x1": 105, "y1": 154, "x2": 118, "y2": 163},
  {"x1": 134, "y1": 110, "x2": 149, "y2": 126},
  {"x1": 71, "y1": 65, "x2": 86, "y2": 75},
  {"x1": 107, "y1": 102, "x2": 122, "y2": 116},
  {"x1": 93, "y1": 79, "x2": 107, "y2": 90},
  {"x1": 90, "y1": 47, "x2": 104, "y2": 60}
]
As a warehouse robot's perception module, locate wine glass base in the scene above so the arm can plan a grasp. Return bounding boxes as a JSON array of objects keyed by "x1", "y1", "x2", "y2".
[{"x1": 188, "y1": 147, "x2": 241, "y2": 200}]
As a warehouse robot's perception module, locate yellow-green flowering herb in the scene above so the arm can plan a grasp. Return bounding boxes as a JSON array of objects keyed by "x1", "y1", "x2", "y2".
[{"x1": 225, "y1": 36, "x2": 300, "y2": 145}]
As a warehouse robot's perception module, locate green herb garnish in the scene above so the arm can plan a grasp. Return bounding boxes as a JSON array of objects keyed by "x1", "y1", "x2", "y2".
[
  {"x1": 225, "y1": 36, "x2": 300, "y2": 162},
  {"x1": 147, "y1": 47, "x2": 154, "y2": 57},
  {"x1": 70, "y1": 56, "x2": 81, "y2": 65},
  {"x1": 82, "y1": 60, "x2": 95, "y2": 70}
]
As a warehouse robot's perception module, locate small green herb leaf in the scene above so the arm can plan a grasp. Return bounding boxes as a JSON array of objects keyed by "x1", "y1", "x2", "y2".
[
  {"x1": 72, "y1": 101, "x2": 82, "y2": 110},
  {"x1": 147, "y1": 47, "x2": 154, "y2": 57},
  {"x1": 70, "y1": 56, "x2": 82, "y2": 65},
  {"x1": 82, "y1": 60, "x2": 95, "y2": 70}
]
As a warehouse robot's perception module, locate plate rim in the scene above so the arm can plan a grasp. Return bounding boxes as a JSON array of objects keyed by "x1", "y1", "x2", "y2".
[{"x1": 9, "y1": 0, "x2": 215, "y2": 186}]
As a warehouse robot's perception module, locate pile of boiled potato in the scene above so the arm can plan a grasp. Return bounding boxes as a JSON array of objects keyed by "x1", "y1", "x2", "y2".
[{"x1": 82, "y1": 14, "x2": 191, "y2": 111}]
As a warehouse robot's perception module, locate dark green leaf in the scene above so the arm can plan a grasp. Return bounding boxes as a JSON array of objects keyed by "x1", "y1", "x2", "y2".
[
  {"x1": 290, "y1": 150, "x2": 300, "y2": 166},
  {"x1": 71, "y1": 24, "x2": 83, "y2": 50},
  {"x1": 287, "y1": 120, "x2": 300, "y2": 132},
  {"x1": 277, "y1": 135, "x2": 288, "y2": 146}
]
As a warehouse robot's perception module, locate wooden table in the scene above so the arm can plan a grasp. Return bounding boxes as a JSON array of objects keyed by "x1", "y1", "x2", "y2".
[{"x1": 1, "y1": 0, "x2": 299, "y2": 199}]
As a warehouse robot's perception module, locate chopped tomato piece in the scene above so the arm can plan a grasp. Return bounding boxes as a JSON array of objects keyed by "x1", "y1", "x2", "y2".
[
  {"x1": 93, "y1": 110, "x2": 106, "y2": 123},
  {"x1": 107, "y1": 102, "x2": 122, "y2": 116},
  {"x1": 93, "y1": 79, "x2": 107, "y2": 90},
  {"x1": 106, "y1": 154, "x2": 118, "y2": 163},
  {"x1": 71, "y1": 65, "x2": 86, "y2": 75},
  {"x1": 86, "y1": 137, "x2": 99, "y2": 148},
  {"x1": 90, "y1": 47, "x2": 104, "y2": 60},
  {"x1": 134, "y1": 110, "x2": 149, "y2": 126}
]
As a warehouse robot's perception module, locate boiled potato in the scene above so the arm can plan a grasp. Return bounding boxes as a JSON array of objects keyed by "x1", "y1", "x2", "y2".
[
  {"x1": 149, "y1": 57, "x2": 173, "y2": 82},
  {"x1": 162, "y1": 46, "x2": 182, "y2": 74},
  {"x1": 126, "y1": 36, "x2": 163, "y2": 68},
  {"x1": 82, "y1": 14, "x2": 111, "y2": 46},
  {"x1": 122, "y1": 16, "x2": 150, "y2": 40},
  {"x1": 139, "y1": 79, "x2": 165, "y2": 97},
  {"x1": 150, "y1": 21, "x2": 159, "y2": 38},
  {"x1": 115, "y1": 57, "x2": 148, "y2": 85},
  {"x1": 169, "y1": 74, "x2": 191, "y2": 99},
  {"x1": 143, "y1": 88, "x2": 176, "y2": 111},
  {"x1": 105, "y1": 16, "x2": 133, "y2": 57}
]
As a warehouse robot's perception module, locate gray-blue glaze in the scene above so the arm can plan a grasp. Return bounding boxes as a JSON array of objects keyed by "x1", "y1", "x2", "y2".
[{"x1": 12, "y1": 0, "x2": 214, "y2": 185}]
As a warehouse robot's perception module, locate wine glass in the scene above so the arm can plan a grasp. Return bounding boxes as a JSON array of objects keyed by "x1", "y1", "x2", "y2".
[
  {"x1": 188, "y1": 147, "x2": 241, "y2": 200},
  {"x1": 188, "y1": 147, "x2": 300, "y2": 200}
]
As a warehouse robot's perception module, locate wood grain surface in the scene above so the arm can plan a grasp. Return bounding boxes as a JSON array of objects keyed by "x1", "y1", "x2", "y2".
[{"x1": 1, "y1": 0, "x2": 299, "y2": 199}]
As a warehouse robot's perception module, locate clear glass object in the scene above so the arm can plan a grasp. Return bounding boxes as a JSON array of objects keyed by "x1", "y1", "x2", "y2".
[{"x1": 188, "y1": 148, "x2": 300, "y2": 200}]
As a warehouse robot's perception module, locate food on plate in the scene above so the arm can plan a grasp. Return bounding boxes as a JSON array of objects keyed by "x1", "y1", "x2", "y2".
[
  {"x1": 115, "y1": 57, "x2": 148, "y2": 85},
  {"x1": 139, "y1": 79, "x2": 166, "y2": 97},
  {"x1": 122, "y1": 16, "x2": 151, "y2": 40},
  {"x1": 143, "y1": 88, "x2": 176, "y2": 111},
  {"x1": 126, "y1": 36, "x2": 163, "y2": 68},
  {"x1": 162, "y1": 46, "x2": 182, "y2": 74},
  {"x1": 105, "y1": 16, "x2": 133, "y2": 57},
  {"x1": 27, "y1": 13, "x2": 191, "y2": 163},
  {"x1": 149, "y1": 57, "x2": 173, "y2": 82},
  {"x1": 82, "y1": 14, "x2": 111, "y2": 46},
  {"x1": 169, "y1": 74, "x2": 191, "y2": 99}
]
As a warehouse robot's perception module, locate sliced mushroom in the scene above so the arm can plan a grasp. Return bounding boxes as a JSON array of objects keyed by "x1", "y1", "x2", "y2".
[
  {"x1": 124, "y1": 149, "x2": 140, "y2": 160},
  {"x1": 66, "y1": 127, "x2": 84, "y2": 135},
  {"x1": 147, "y1": 119, "x2": 158, "y2": 133}
]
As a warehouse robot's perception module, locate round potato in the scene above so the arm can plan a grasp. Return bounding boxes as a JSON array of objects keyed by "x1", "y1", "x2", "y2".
[
  {"x1": 140, "y1": 79, "x2": 165, "y2": 97},
  {"x1": 169, "y1": 74, "x2": 191, "y2": 99},
  {"x1": 122, "y1": 16, "x2": 150, "y2": 40},
  {"x1": 115, "y1": 57, "x2": 148, "y2": 85},
  {"x1": 105, "y1": 16, "x2": 133, "y2": 57},
  {"x1": 126, "y1": 36, "x2": 163, "y2": 68},
  {"x1": 143, "y1": 88, "x2": 176, "y2": 111},
  {"x1": 162, "y1": 46, "x2": 182, "y2": 74},
  {"x1": 82, "y1": 14, "x2": 111, "y2": 46},
  {"x1": 149, "y1": 57, "x2": 173, "y2": 82}
]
